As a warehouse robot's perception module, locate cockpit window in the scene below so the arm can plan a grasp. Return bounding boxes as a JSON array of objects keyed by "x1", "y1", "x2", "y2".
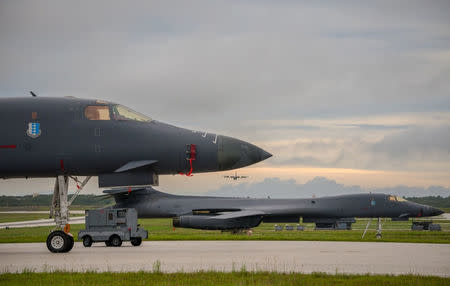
[
  {"x1": 111, "y1": 105, "x2": 151, "y2": 122},
  {"x1": 387, "y1": 195, "x2": 406, "y2": 202},
  {"x1": 388, "y1": 195, "x2": 396, "y2": 202},
  {"x1": 84, "y1": 105, "x2": 111, "y2": 120}
]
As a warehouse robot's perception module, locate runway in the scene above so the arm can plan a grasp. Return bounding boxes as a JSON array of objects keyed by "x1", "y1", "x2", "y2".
[
  {"x1": 0, "y1": 217, "x2": 85, "y2": 229},
  {"x1": 0, "y1": 211, "x2": 85, "y2": 229},
  {"x1": 0, "y1": 241, "x2": 449, "y2": 276},
  {"x1": 0, "y1": 211, "x2": 85, "y2": 214}
]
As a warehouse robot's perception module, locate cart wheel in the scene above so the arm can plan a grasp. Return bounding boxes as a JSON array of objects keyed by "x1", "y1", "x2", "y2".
[
  {"x1": 131, "y1": 237, "x2": 142, "y2": 246},
  {"x1": 110, "y1": 235, "x2": 122, "y2": 247},
  {"x1": 83, "y1": 235, "x2": 93, "y2": 247}
]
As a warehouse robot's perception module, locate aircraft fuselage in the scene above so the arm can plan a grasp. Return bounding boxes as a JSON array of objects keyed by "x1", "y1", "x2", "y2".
[{"x1": 0, "y1": 97, "x2": 271, "y2": 180}]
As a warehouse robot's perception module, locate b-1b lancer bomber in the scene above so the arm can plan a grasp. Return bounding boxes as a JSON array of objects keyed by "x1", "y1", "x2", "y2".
[
  {"x1": 106, "y1": 187, "x2": 444, "y2": 236},
  {"x1": 0, "y1": 96, "x2": 272, "y2": 252}
]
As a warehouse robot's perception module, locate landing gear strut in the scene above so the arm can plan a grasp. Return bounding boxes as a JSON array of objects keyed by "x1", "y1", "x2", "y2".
[
  {"x1": 361, "y1": 217, "x2": 383, "y2": 239},
  {"x1": 375, "y1": 217, "x2": 382, "y2": 239},
  {"x1": 47, "y1": 175, "x2": 91, "y2": 253}
]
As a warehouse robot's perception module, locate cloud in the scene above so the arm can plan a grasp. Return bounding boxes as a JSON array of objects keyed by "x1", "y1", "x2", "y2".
[
  {"x1": 1, "y1": 1, "x2": 449, "y2": 125},
  {"x1": 261, "y1": 119, "x2": 450, "y2": 173},
  {"x1": 366, "y1": 125, "x2": 450, "y2": 168},
  {"x1": 0, "y1": 1, "x2": 449, "y2": 192},
  {"x1": 204, "y1": 176, "x2": 450, "y2": 198},
  {"x1": 335, "y1": 124, "x2": 409, "y2": 130}
]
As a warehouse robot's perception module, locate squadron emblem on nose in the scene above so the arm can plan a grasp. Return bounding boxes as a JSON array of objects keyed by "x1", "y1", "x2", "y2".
[{"x1": 26, "y1": 122, "x2": 41, "y2": 138}]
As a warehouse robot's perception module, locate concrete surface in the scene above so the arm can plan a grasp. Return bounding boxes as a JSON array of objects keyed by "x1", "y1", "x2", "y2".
[
  {"x1": 0, "y1": 241, "x2": 449, "y2": 276},
  {"x1": 0, "y1": 211, "x2": 85, "y2": 214},
  {"x1": 0, "y1": 217, "x2": 85, "y2": 229}
]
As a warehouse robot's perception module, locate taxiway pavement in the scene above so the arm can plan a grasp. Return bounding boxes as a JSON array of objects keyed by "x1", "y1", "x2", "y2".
[
  {"x1": 0, "y1": 241, "x2": 449, "y2": 276},
  {"x1": 0, "y1": 211, "x2": 85, "y2": 214},
  {"x1": 0, "y1": 217, "x2": 85, "y2": 229}
]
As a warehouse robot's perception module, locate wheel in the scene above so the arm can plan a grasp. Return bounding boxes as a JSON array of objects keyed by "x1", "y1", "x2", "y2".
[
  {"x1": 83, "y1": 235, "x2": 93, "y2": 247},
  {"x1": 66, "y1": 234, "x2": 74, "y2": 252},
  {"x1": 376, "y1": 233, "x2": 382, "y2": 239},
  {"x1": 46, "y1": 230, "x2": 71, "y2": 253},
  {"x1": 105, "y1": 240, "x2": 112, "y2": 247},
  {"x1": 109, "y1": 235, "x2": 122, "y2": 247},
  {"x1": 130, "y1": 237, "x2": 142, "y2": 246}
]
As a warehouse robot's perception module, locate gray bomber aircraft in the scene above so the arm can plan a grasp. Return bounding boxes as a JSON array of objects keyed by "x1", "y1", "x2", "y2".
[
  {"x1": 0, "y1": 95, "x2": 272, "y2": 252},
  {"x1": 105, "y1": 187, "x2": 443, "y2": 236}
]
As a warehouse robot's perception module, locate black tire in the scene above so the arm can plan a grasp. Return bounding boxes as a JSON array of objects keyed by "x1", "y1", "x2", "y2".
[
  {"x1": 130, "y1": 237, "x2": 142, "y2": 246},
  {"x1": 83, "y1": 236, "x2": 93, "y2": 247},
  {"x1": 66, "y1": 234, "x2": 74, "y2": 252},
  {"x1": 109, "y1": 235, "x2": 122, "y2": 247},
  {"x1": 105, "y1": 240, "x2": 112, "y2": 247},
  {"x1": 46, "y1": 231, "x2": 70, "y2": 253}
]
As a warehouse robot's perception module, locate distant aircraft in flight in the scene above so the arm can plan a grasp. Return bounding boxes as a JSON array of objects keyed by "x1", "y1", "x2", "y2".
[{"x1": 224, "y1": 171, "x2": 248, "y2": 181}]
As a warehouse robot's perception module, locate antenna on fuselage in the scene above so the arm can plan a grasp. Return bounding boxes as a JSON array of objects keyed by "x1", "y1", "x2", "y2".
[{"x1": 30, "y1": 91, "x2": 37, "y2": 97}]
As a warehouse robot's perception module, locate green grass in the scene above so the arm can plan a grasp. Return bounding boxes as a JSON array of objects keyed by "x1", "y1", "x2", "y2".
[
  {"x1": 0, "y1": 271, "x2": 448, "y2": 286},
  {"x1": 1, "y1": 218, "x2": 449, "y2": 244},
  {"x1": 142, "y1": 218, "x2": 450, "y2": 244},
  {"x1": 0, "y1": 213, "x2": 83, "y2": 223}
]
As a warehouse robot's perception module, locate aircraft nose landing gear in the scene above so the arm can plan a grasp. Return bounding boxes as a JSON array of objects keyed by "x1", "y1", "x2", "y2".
[
  {"x1": 361, "y1": 217, "x2": 383, "y2": 239},
  {"x1": 375, "y1": 217, "x2": 382, "y2": 239},
  {"x1": 46, "y1": 230, "x2": 74, "y2": 253},
  {"x1": 47, "y1": 175, "x2": 90, "y2": 253}
]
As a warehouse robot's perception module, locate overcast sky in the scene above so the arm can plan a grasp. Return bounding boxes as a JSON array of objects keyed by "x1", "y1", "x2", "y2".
[{"x1": 1, "y1": 1, "x2": 449, "y2": 195}]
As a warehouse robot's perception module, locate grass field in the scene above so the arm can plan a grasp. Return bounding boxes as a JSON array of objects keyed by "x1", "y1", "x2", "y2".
[
  {"x1": 0, "y1": 271, "x2": 449, "y2": 286},
  {"x1": 0, "y1": 217, "x2": 449, "y2": 244}
]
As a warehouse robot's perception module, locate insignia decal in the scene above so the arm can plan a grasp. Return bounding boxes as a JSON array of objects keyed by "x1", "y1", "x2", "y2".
[{"x1": 26, "y1": 122, "x2": 41, "y2": 138}]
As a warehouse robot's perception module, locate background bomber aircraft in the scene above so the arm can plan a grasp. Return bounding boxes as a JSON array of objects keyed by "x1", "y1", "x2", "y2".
[
  {"x1": 0, "y1": 95, "x2": 272, "y2": 253},
  {"x1": 103, "y1": 187, "x2": 444, "y2": 236}
]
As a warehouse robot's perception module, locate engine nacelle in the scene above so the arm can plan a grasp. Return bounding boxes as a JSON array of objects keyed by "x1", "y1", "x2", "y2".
[{"x1": 173, "y1": 214, "x2": 262, "y2": 230}]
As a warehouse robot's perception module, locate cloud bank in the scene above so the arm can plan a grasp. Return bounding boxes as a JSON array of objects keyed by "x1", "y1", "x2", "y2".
[
  {"x1": 0, "y1": 1, "x2": 449, "y2": 193},
  {"x1": 205, "y1": 177, "x2": 450, "y2": 198}
]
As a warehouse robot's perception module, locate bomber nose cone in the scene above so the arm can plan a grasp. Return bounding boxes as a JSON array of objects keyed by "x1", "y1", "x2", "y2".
[
  {"x1": 420, "y1": 205, "x2": 444, "y2": 217},
  {"x1": 428, "y1": 207, "x2": 444, "y2": 217},
  {"x1": 218, "y1": 135, "x2": 272, "y2": 171}
]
